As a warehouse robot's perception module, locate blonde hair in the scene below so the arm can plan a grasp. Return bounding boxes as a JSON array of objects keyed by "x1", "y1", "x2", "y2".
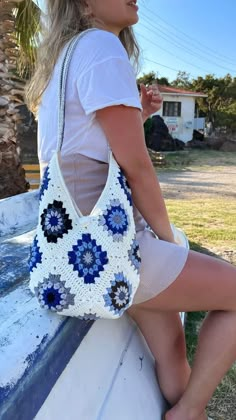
[{"x1": 25, "y1": 0, "x2": 140, "y2": 117}]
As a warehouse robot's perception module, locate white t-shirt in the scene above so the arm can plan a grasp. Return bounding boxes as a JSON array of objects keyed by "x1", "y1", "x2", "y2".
[{"x1": 37, "y1": 28, "x2": 143, "y2": 166}]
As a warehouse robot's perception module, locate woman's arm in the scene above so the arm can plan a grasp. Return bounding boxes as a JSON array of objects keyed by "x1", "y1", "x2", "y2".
[{"x1": 96, "y1": 105, "x2": 174, "y2": 243}]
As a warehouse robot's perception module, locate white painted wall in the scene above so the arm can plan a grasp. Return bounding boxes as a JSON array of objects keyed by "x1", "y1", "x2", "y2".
[
  {"x1": 153, "y1": 95, "x2": 196, "y2": 143},
  {"x1": 194, "y1": 118, "x2": 205, "y2": 130},
  {"x1": 35, "y1": 315, "x2": 168, "y2": 420}
]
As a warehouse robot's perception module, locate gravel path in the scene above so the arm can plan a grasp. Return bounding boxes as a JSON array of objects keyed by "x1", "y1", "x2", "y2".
[{"x1": 158, "y1": 166, "x2": 236, "y2": 200}]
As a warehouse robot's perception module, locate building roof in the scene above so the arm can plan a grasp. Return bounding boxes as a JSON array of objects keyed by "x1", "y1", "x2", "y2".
[{"x1": 158, "y1": 85, "x2": 207, "y2": 97}]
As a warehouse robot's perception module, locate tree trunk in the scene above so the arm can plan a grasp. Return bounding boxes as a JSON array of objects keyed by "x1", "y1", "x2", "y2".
[{"x1": 0, "y1": 0, "x2": 29, "y2": 199}]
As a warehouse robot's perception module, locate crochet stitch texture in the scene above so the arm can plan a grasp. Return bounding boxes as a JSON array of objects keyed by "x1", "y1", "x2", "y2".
[{"x1": 29, "y1": 154, "x2": 141, "y2": 319}]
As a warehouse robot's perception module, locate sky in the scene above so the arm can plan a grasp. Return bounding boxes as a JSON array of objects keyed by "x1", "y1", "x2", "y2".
[
  {"x1": 135, "y1": 0, "x2": 236, "y2": 82},
  {"x1": 33, "y1": 0, "x2": 236, "y2": 83}
]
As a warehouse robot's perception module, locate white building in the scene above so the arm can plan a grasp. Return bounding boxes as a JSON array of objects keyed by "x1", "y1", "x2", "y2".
[{"x1": 153, "y1": 86, "x2": 207, "y2": 143}]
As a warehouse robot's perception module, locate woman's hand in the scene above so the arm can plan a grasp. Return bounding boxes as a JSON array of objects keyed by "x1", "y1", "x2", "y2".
[{"x1": 140, "y1": 83, "x2": 163, "y2": 123}]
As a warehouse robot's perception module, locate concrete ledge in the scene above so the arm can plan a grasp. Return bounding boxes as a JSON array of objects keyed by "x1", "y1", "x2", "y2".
[
  {"x1": 0, "y1": 313, "x2": 92, "y2": 420},
  {"x1": 0, "y1": 190, "x2": 39, "y2": 241},
  {"x1": 0, "y1": 228, "x2": 93, "y2": 420},
  {"x1": 0, "y1": 192, "x2": 94, "y2": 420},
  {"x1": 35, "y1": 316, "x2": 167, "y2": 420},
  {"x1": 0, "y1": 230, "x2": 33, "y2": 295}
]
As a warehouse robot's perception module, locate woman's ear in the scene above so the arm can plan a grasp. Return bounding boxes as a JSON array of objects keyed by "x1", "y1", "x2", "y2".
[{"x1": 84, "y1": 1, "x2": 94, "y2": 19}]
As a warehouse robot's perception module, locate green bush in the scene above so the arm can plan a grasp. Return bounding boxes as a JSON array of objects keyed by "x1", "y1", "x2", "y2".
[{"x1": 144, "y1": 117, "x2": 152, "y2": 138}]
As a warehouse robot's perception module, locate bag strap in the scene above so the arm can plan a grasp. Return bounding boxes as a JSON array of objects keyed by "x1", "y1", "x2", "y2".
[{"x1": 56, "y1": 28, "x2": 98, "y2": 152}]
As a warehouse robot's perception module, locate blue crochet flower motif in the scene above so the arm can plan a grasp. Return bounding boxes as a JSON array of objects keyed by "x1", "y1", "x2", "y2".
[
  {"x1": 68, "y1": 233, "x2": 108, "y2": 284},
  {"x1": 28, "y1": 235, "x2": 42, "y2": 272},
  {"x1": 77, "y1": 313, "x2": 100, "y2": 321},
  {"x1": 103, "y1": 272, "x2": 132, "y2": 316},
  {"x1": 39, "y1": 166, "x2": 50, "y2": 200},
  {"x1": 34, "y1": 274, "x2": 75, "y2": 312},
  {"x1": 118, "y1": 170, "x2": 132, "y2": 206},
  {"x1": 98, "y1": 199, "x2": 129, "y2": 242},
  {"x1": 128, "y1": 239, "x2": 141, "y2": 273},
  {"x1": 41, "y1": 200, "x2": 72, "y2": 243}
]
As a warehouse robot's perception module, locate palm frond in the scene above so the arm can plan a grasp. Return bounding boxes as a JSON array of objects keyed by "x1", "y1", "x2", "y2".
[{"x1": 13, "y1": 0, "x2": 41, "y2": 78}]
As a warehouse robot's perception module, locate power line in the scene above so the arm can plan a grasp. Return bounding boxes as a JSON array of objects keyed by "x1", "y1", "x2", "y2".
[
  {"x1": 142, "y1": 57, "x2": 186, "y2": 75},
  {"x1": 140, "y1": 17, "x2": 235, "y2": 73},
  {"x1": 141, "y1": 12, "x2": 236, "y2": 68},
  {"x1": 139, "y1": 1, "x2": 236, "y2": 66},
  {"x1": 136, "y1": 31, "x2": 212, "y2": 73}
]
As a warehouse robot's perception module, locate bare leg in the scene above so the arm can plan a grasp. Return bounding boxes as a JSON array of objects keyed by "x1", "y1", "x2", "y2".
[
  {"x1": 130, "y1": 250, "x2": 236, "y2": 420},
  {"x1": 127, "y1": 308, "x2": 191, "y2": 405},
  {"x1": 166, "y1": 310, "x2": 236, "y2": 420}
]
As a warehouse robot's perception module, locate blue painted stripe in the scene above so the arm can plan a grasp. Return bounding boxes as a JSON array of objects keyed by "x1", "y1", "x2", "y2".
[{"x1": 0, "y1": 317, "x2": 93, "y2": 420}]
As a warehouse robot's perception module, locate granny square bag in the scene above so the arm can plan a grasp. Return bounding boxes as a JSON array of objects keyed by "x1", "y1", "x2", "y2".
[{"x1": 29, "y1": 29, "x2": 141, "y2": 320}]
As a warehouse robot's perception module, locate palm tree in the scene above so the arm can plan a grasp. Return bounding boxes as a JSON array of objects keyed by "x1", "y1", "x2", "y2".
[{"x1": 0, "y1": 0, "x2": 40, "y2": 199}]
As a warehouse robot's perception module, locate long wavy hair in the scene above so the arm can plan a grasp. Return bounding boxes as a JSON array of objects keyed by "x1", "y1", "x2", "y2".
[{"x1": 25, "y1": 0, "x2": 140, "y2": 117}]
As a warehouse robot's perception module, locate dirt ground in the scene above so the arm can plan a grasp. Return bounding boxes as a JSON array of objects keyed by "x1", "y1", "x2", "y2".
[
  {"x1": 158, "y1": 165, "x2": 236, "y2": 265},
  {"x1": 158, "y1": 166, "x2": 236, "y2": 200}
]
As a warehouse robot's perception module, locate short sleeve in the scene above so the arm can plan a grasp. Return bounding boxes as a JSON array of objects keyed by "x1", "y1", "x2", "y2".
[{"x1": 76, "y1": 57, "x2": 143, "y2": 116}]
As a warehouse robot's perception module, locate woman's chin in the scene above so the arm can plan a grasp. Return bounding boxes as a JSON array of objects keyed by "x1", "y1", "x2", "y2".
[
  {"x1": 129, "y1": 13, "x2": 139, "y2": 24},
  {"x1": 132, "y1": 16, "x2": 139, "y2": 25},
  {"x1": 123, "y1": 15, "x2": 139, "y2": 28}
]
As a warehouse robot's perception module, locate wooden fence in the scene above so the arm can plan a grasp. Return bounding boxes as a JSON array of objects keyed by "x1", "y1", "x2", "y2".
[
  {"x1": 23, "y1": 150, "x2": 166, "y2": 190},
  {"x1": 23, "y1": 164, "x2": 40, "y2": 189}
]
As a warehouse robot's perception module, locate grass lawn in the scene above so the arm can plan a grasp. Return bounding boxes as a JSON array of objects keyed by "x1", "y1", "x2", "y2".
[
  {"x1": 162, "y1": 149, "x2": 236, "y2": 171},
  {"x1": 166, "y1": 199, "x2": 236, "y2": 260},
  {"x1": 162, "y1": 150, "x2": 236, "y2": 420}
]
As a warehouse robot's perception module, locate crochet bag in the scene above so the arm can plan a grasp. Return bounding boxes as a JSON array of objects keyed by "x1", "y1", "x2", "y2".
[{"x1": 29, "y1": 29, "x2": 141, "y2": 320}]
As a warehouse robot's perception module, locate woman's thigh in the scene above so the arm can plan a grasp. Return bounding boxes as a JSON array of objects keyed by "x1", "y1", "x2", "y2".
[{"x1": 132, "y1": 250, "x2": 236, "y2": 313}]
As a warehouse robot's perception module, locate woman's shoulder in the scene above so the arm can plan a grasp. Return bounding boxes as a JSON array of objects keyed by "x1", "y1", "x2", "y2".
[
  {"x1": 80, "y1": 29, "x2": 127, "y2": 54},
  {"x1": 74, "y1": 29, "x2": 129, "y2": 67}
]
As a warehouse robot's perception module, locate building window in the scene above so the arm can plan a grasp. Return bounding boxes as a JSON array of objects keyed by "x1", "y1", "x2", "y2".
[{"x1": 163, "y1": 101, "x2": 181, "y2": 117}]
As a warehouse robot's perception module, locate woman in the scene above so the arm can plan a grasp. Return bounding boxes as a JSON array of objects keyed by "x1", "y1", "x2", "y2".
[{"x1": 25, "y1": 1, "x2": 236, "y2": 419}]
